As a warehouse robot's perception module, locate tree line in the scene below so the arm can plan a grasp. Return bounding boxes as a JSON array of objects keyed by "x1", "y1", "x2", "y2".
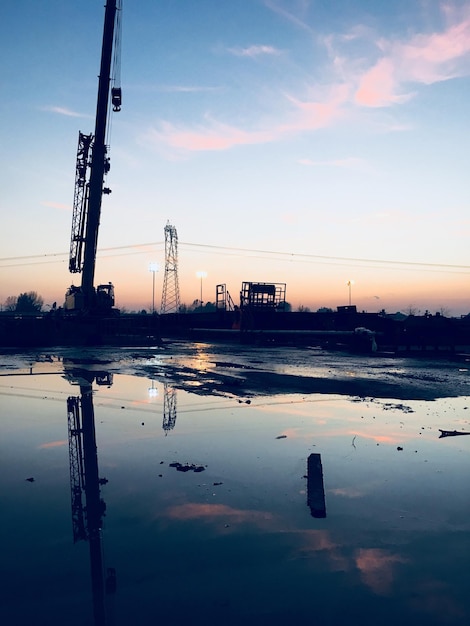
[{"x1": 2, "y1": 291, "x2": 44, "y2": 313}]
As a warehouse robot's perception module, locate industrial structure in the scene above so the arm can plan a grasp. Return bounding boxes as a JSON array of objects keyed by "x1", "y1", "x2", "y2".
[
  {"x1": 160, "y1": 222, "x2": 181, "y2": 314},
  {"x1": 163, "y1": 382, "x2": 177, "y2": 433},
  {"x1": 67, "y1": 371, "x2": 116, "y2": 625},
  {"x1": 65, "y1": 0, "x2": 122, "y2": 313}
]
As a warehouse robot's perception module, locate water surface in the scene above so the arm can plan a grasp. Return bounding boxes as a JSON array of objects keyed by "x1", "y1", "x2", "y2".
[{"x1": 1, "y1": 350, "x2": 469, "y2": 625}]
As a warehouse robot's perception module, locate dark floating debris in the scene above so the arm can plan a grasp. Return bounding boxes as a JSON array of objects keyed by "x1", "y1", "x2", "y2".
[
  {"x1": 307, "y1": 453, "x2": 326, "y2": 518},
  {"x1": 439, "y1": 429, "x2": 470, "y2": 438},
  {"x1": 25, "y1": 477, "x2": 35, "y2": 482},
  {"x1": 213, "y1": 482, "x2": 223, "y2": 486},
  {"x1": 276, "y1": 435, "x2": 287, "y2": 439},
  {"x1": 169, "y1": 462, "x2": 205, "y2": 473},
  {"x1": 397, "y1": 446, "x2": 403, "y2": 451}
]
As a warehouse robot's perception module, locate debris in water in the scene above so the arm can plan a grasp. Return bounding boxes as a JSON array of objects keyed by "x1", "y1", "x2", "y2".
[
  {"x1": 439, "y1": 429, "x2": 470, "y2": 438},
  {"x1": 25, "y1": 477, "x2": 35, "y2": 482},
  {"x1": 307, "y1": 453, "x2": 326, "y2": 518},
  {"x1": 276, "y1": 435, "x2": 287, "y2": 439},
  {"x1": 169, "y1": 462, "x2": 205, "y2": 473}
]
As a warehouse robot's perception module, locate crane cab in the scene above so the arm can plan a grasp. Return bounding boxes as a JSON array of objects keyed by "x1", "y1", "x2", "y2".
[{"x1": 96, "y1": 283, "x2": 115, "y2": 309}]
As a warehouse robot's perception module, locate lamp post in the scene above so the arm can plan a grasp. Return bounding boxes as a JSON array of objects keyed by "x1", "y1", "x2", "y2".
[
  {"x1": 149, "y1": 263, "x2": 159, "y2": 313},
  {"x1": 196, "y1": 271, "x2": 207, "y2": 311},
  {"x1": 148, "y1": 380, "x2": 158, "y2": 398},
  {"x1": 346, "y1": 280, "x2": 354, "y2": 306}
]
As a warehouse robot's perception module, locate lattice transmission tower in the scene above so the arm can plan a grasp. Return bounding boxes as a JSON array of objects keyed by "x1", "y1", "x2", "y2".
[
  {"x1": 160, "y1": 222, "x2": 181, "y2": 313},
  {"x1": 162, "y1": 383, "x2": 177, "y2": 434}
]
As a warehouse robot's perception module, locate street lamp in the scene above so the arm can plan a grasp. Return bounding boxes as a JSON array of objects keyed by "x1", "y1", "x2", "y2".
[
  {"x1": 148, "y1": 380, "x2": 158, "y2": 398},
  {"x1": 149, "y1": 263, "x2": 159, "y2": 313},
  {"x1": 196, "y1": 271, "x2": 207, "y2": 310},
  {"x1": 346, "y1": 280, "x2": 354, "y2": 306}
]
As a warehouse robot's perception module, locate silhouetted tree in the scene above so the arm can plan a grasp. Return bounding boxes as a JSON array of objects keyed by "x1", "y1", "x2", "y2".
[
  {"x1": 297, "y1": 305, "x2": 311, "y2": 312},
  {"x1": 3, "y1": 296, "x2": 18, "y2": 311},
  {"x1": 317, "y1": 307, "x2": 333, "y2": 313},
  {"x1": 179, "y1": 300, "x2": 216, "y2": 313},
  {"x1": 15, "y1": 291, "x2": 44, "y2": 313}
]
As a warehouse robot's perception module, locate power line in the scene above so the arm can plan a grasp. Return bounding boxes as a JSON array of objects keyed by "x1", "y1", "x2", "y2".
[
  {"x1": 178, "y1": 242, "x2": 470, "y2": 271},
  {"x1": 0, "y1": 240, "x2": 469, "y2": 273}
]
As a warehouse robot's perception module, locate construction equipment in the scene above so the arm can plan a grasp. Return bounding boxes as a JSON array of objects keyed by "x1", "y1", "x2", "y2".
[
  {"x1": 67, "y1": 370, "x2": 116, "y2": 625},
  {"x1": 65, "y1": 0, "x2": 122, "y2": 313}
]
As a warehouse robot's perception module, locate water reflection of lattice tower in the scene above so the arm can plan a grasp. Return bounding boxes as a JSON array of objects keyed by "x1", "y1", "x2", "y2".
[
  {"x1": 163, "y1": 383, "x2": 177, "y2": 433},
  {"x1": 160, "y1": 222, "x2": 181, "y2": 314}
]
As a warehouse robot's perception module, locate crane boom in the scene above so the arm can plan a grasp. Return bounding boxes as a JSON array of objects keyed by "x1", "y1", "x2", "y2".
[
  {"x1": 69, "y1": 132, "x2": 93, "y2": 274},
  {"x1": 66, "y1": 0, "x2": 121, "y2": 312}
]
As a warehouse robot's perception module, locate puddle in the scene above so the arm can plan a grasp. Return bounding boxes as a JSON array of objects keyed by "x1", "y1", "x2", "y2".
[{"x1": 1, "y1": 349, "x2": 469, "y2": 625}]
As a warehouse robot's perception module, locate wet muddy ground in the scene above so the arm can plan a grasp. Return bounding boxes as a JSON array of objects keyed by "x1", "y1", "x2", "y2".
[{"x1": 1, "y1": 342, "x2": 470, "y2": 625}]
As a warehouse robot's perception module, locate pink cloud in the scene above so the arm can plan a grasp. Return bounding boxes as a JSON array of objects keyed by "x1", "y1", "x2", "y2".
[
  {"x1": 40, "y1": 201, "x2": 71, "y2": 211},
  {"x1": 153, "y1": 120, "x2": 275, "y2": 152},
  {"x1": 355, "y1": 58, "x2": 412, "y2": 107},
  {"x1": 150, "y1": 83, "x2": 348, "y2": 153},
  {"x1": 355, "y1": 15, "x2": 470, "y2": 107},
  {"x1": 147, "y1": 9, "x2": 470, "y2": 154},
  {"x1": 165, "y1": 502, "x2": 274, "y2": 527},
  {"x1": 39, "y1": 440, "x2": 67, "y2": 449}
]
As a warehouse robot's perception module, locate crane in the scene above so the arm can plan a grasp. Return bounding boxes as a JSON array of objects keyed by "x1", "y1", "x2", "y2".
[
  {"x1": 67, "y1": 370, "x2": 116, "y2": 625},
  {"x1": 65, "y1": 0, "x2": 122, "y2": 313}
]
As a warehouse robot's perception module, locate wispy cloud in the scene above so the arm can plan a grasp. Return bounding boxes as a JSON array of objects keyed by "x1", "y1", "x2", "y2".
[
  {"x1": 263, "y1": 0, "x2": 315, "y2": 35},
  {"x1": 42, "y1": 105, "x2": 86, "y2": 118},
  {"x1": 148, "y1": 118, "x2": 277, "y2": 152},
  {"x1": 41, "y1": 201, "x2": 71, "y2": 211},
  {"x1": 154, "y1": 84, "x2": 222, "y2": 93},
  {"x1": 38, "y1": 440, "x2": 67, "y2": 449},
  {"x1": 145, "y1": 6, "x2": 470, "y2": 154},
  {"x1": 355, "y1": 15, "x2": 470, "y2": 107},
  {"x1": 147, "y1": 83, "x2": 347, "y2": 154},
  {"x1": 227, "y1": 44, "x2": 282, "y2": 58}
]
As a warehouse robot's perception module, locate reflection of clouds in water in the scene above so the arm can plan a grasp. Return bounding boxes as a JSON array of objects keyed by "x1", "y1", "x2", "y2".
[
  {"x1": 294, "y1": 529, "x2": 350, "y2": 572},
  {"x1": 329, "y1": 487, "x2": 363, "y2": 498},
  {"x1": 165, "y1": 503, "x2": 274, "y2": 527},
  {"x1": 355, "y1": 548, "x2": 407, "y2": 595},
  {"x1": 357, "y1": 432, "x2": 399, "y2": 444}
]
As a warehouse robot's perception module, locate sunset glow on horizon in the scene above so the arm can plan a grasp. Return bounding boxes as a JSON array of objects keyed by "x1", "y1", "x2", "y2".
[{"x1": 1, "y1": 1, "x2": 469, "y2": 314}]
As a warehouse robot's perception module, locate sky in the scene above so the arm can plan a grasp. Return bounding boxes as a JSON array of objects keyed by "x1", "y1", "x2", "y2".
[{"x1": 1, "y1": 0, "x2": 469, "y2": 315}]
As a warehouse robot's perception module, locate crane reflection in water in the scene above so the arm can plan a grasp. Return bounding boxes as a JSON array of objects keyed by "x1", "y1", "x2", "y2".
[
  {"x1": 65, "y1": 369, "x2": 178, "y2": 625},
  {"x1": 66, "y1": 370, "x2": 116, "y2": 626}
]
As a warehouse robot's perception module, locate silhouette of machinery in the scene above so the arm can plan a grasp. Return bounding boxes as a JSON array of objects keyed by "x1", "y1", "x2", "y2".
[
  {"x1": 67, "y1": 370, "x2": 116, "y2": 625},
  {"x1": 65, "y1": 0, "x2": 122, "y2": 313}
]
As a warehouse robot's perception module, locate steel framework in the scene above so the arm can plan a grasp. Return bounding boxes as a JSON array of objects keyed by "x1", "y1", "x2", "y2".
[
  {"x1": 162, "y1": 383, "x2": 177, "y2": 433},
  {"x1": 160, "y1": 222, "x2": 181, "y2": 313}
]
